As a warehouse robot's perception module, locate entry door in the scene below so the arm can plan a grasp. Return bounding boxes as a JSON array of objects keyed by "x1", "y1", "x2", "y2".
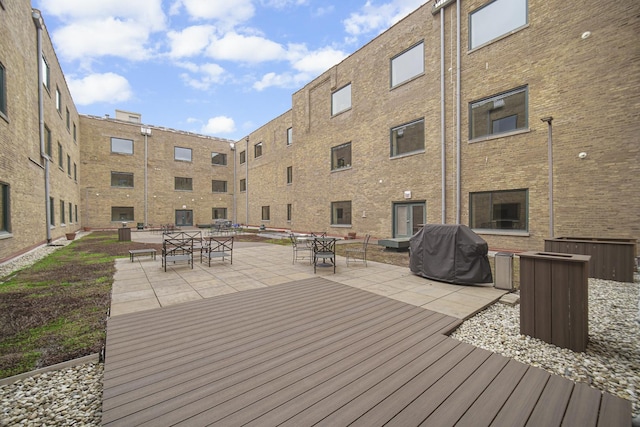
[
  {"x1": 175, "y1": 210, "x2": 193, "y2": 227},
  {"x1": 394, "y1": 203, "x2": 425, "y2": 238}
]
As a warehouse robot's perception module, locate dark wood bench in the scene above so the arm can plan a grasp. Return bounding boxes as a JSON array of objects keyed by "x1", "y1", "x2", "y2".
[{"x1": 129, "y1": 249, "x2": 157, "y2": 262}]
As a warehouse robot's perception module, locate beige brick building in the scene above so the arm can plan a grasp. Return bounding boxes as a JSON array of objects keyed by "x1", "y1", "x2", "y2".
[{"x1": 1, "y1": 0, "x2": 638, "y2": 262}]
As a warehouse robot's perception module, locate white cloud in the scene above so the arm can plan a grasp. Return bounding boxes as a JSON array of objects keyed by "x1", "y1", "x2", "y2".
[
  {"x1": 261, "y1": 0, "x2": 309, "y2": 8},
  {"x1": 206, "y1": 32, "x2": 286, "y2": 63},
  {"x1": 36, "y1": 0, "x2": 166, "y2": 29},
  {"x1": 173, "y1": 0, "x2": 254, "y2": 26},
  {"x1": 67, "y1": 73, "x2": 133, "y2": 105},
  {"x1": 289, "y1": 46, "x2": 347, "y2": 74},
  {"x1": 343, "y1": 0, "x2": 426, "y2": 36},
  {"x1": 178, "y1": 62, "x2": 226, "y2": 90},
  {"x1": 201, "y1": 116, "x2": 236, "y2": 134},
  {"x1": 167, "y1": 25, "x2": 216, "y2": 58}
]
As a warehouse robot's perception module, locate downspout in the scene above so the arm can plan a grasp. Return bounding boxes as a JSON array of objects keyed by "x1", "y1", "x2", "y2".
[
  {"x1": 245, "y1": 136, "x2": 249, "y2": 226},
  {"x1": 541, "y1": 117, "x2": 554, "y2": 237},
  {"x1": 440, "y1": 8, "x2": 446, "y2": 224},
  {"x1": 32, "y1": 10, "x2": 51, "y2": 243},
  {"x1": 455, "y1": 0, "x2": 461, "y2": 224}
]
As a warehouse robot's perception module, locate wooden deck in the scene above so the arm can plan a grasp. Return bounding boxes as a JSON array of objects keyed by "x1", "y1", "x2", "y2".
[{"x1": 102, "y1": 278, "x2": 631, "y2": 426}]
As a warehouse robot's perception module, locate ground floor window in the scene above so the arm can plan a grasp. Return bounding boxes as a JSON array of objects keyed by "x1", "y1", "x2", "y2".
[
  {"x1": 49, "y1": 197, "x2": 54, "y2": 226},
  {"x1": 111, "y1": 206, "x2": 134, "y2": 222},
  {"x1": 331, "y1": 201, "x2": 352, "y2": 225},
  {"x1": 287, "y1": 204, "x2": 292, "y2": 221},
  {"x1": 0, "y1": 182, "x2": 10, "y2": 233},
  {"x1": 470, "y1": 189, "x2": 528, "y2": 231},
  {"x1": 68, "y1": 202, "x2": 73, "y2": 224},
  {"x1": 212, "y1": 208, "x2": 227, "y2": 219},
  {"x1": 262, "y1": 206, "x2": 270, "y2": 221}
]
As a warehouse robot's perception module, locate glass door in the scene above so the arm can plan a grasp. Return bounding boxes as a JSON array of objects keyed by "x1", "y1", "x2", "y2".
[
  {"x1": 393, "y1": 203, "x2": 425, "y2": 238},
  {"x1": 175, "y1": 210, "x2": 193, "y2": 227}
]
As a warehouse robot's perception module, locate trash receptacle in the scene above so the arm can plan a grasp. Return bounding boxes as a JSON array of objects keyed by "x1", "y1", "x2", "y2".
[
  {"x1": 494, "y1": 252, "x2": 513, "y2": 291},
  {"x1": 118, "y1": 227, "x2": 131, "y2": 242},
  {"x1": 137, "y1": 222, "x2": 144, "y2": 230},
  {"x1": 519, "y1": 251, "x2": 590, "y2": 352}
]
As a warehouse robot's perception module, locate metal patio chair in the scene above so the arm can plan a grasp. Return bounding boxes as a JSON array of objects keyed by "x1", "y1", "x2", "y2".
[{"x1": 346, "y1": 234, "x2": 371, "y2": 267}]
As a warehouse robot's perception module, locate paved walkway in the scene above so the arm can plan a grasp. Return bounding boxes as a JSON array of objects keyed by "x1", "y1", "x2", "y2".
[{"x1": 111, "y1": 231, "x2": 507, "y2": 318}]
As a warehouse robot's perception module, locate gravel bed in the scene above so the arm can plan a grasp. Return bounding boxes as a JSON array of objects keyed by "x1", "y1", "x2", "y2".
[
  {"x1": 451, "y1": 276, "x2": 640, "y2": 418},
  {"x1": 1, "y1": 240, "x2": 638, "y2": 424}
]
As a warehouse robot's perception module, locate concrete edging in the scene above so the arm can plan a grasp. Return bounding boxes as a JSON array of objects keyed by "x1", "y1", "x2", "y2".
[{"x1": 0, "y1": 353, "x2": 100, "y2": 387}]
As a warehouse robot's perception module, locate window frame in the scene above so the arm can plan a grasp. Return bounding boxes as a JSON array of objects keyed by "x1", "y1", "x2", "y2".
[
  {"x1": 331, "y1": 142, "x2": 352, "y2": 171},
  {"x1": 287, "y1": 203, "x2": 292, "y2": 222},
  {"x1": 469, "y1": 86, "x2": 528, "y2": 141},
  {"x1": 469, "y1": 0, "x2": 528, "y2": 50},
  {"x1": 49, "y1": 197, "x2": 54, "y2": 226},
  {"x1": 55, "y1": 86, "x2": 61, "y2": 113},
  {"x1": 286, "y1": 166, "x2": 293, "y2": 184},
  {"x1": 469, "y1": 189, "x2": 529, "y2": 233},
  {"x1": 240, "y1": 178, "x2": 246, "y2": 192},
  {"x1": 57, "y1": 142, "x2": 63, "y2": 168},
  {"x1": 212, "y1": 180, "x2": 228, "y2": 193},
  {"x1": 331, "y1": 83, "x2": 352, "y2": 116},
  {"x1": 111, "y1": 206, "x2": 134, "y2": 222},
  {"x1": 286, "y1": 127, "x2": 293, "y2": 146},
  {"x1": 45, "y1": 125, "x2": 52, "y2": 157},
  {"x1": 111, "y1": 137, "x2": 133, "y2": 155},
  {"x1": 212, "y1": 208, "x2": 227, "y2": 220},
  {"x1": 0, "y1": 62, "x2": 6, "y2": 119},
  {"x1": 331, "y1": 201, "x2": 352, "y2": 226},
  {"x1": 60, "y1": 199, "x2": 65, "y2": 224},
  {"x1": 0, "y1": 182, "x2": 10, "y2": 234},
  {"x1": 67, "y1": 154, "x2": 71, "y2": 176},
  {"x1": 68, "y1": 202, "x2": 73, "y2": 224},
  {"x1": 390, "y1": 118, "x2": 425, "y2": 158},
  {"x1": 261, "y1": 206, "x2": 270, "y2": 221},
  {"x1": 254, "y1": 142, "x2": 263, "y2": 159},
  {"x1": 211, "y1": 152, "x2": 227, "y2": 166},
  {"x1": 174, "y1": 176, "x2": 193, "y2": 191},
  {"x1": 390, "y1": 41, "x2": 424, "y2": 88},
  {"x1": 111, "y1": 171, "x2": 134, "y2": 188},
  {"x1": 42, "y1": 55, "x2": 50, "y2": 90},
  {"x1": 239, "y1": 150, "x2": 246, "y2": 164},
  {"x1": 174, "y1": 146, "x2": 192, "y2": 162}
]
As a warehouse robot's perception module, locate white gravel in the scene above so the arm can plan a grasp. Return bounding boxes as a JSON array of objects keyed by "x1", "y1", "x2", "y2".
[{"x1": 1, "y1": 239, "x2": 639, "y2": 424}]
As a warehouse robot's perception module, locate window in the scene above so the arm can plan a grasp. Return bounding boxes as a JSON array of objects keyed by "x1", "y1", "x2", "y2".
[
  {"x1": 73, "y1": 163, "x2": 77, "y2": 181},
  {"x1": 60, "y1": 199, "x2": 65, "y2": 224},
  {"x1": 391, "y1": 119, "x2": 424, "y2": 157},
  {"x1": 42, "y1": 56, "x2": 50, "y2": 90},
  {"x1": 74, "y1": 204, "x2": 78, "y2": 223},
  {"x1": 55, "y1": 87, "x2": 61, "y2": 112},
  {"x1": 111, "y1": 137, "x2": 133, "y2": 154},
  {"x1": 211, "y1": 152, "x2": 227, "y2": 166},
  {"x1": 49, "y1": 197, "x2": 54, "y2": 226},
  {"x1": 175, "y1": 177, "x2": 193, "y2": 191},
  {"x1": 262, "y1": 206, "x2": 270, "y2": 221},
  {"x1": 331, "y1": 142, "x2": 352, "y2": 170},
  {"x1": 239, "y1": 150, "x2": 246, "y2": 164},
  {"x1": 331, "y1": 201, "x2": 352, "y2": 225},
  {"x1": 73, "y1": 123, "x2": 77, "y2": 142},
  {"x1": 111, "y1": 172, "x2": 134, "y2": 188},
  {"x1": 287, "y1": 127, "x2": 293, "y2": 146},
  {"x1": 174, "y1": 147, "x2": 192, "y2": 162},
  {"x1": 470, "y1": 0, "x2": 527, "y2": 49},
  {"x1": 0, "y1": 182, "x2": 10, "y2": 233},
  {"x1": 45, "y1": 126, "x2": 52, "y2": 157},
  {"x1": 212, "y1": 208, "x2": 227, "y2": 220},
  {"x1": 66, "y1": 108, "x2": 70, "y2": 130},
  {"x1": 111, "y1": 207, "x2": 134, "y2": 222},
  {"x1": 0, "y1": 63, "x2": 6, "y2": 118},
  {"x1": 57, "y1": 142, "x2": 63, "y2": 168},
  {"x1": 331, "y1": 84, "x2": 351, "y2": 115},
  {"x1": 254, "y1": 142, "x2": 263, "y2": 158},
  {"x1": 287, "y1": 203, "x2": 292, "y2": 221},
  {"x1": 470, "y1": 86, "x2": 528, "y2": 140},
  {"x1": 286, "y1": 166, "x2": 293, "y2": 184},
  {"x1": 391, "y1": 42, "x2": 424, "y2": 87},
  {"x1": 212, "y1": 180, "x2": 227, "y2": 193},
  {"x1": 67, "y1": 155, "x2": 71, "y2": 176},
  {"x1": 240, "y1": 178, "x2": 246, "y2": 192},
  {"x1": 470, "y1": 189, "x2": 528, "y2": 231},
  {"x1": 68, "y1": 202, "x2": 72, "y2": 224}
]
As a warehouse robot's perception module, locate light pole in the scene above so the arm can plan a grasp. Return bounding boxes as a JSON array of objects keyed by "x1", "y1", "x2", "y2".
[
  {"x1": 141, "y1": 127, "x2": 152, "y2": 227},
  {"x1": 541, "y1": 117, "x2": 554, "y2": 238}
]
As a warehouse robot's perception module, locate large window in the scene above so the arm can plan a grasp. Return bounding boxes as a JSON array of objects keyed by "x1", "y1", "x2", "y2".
[
  {"x1": 211, "y1": 152, "x2": 227, "y2": 166},
  {"x1": 470, "y1": 189, "x2": 528, "y2": 231},
  {"x1": 111, "y1": 207, "x2": 134, "y2": 222},
  {"x1": 240, "y1": 178, "x2": 246, "y2": 192},
  {"x1": 111, "y1": 172, "x2": 134, "y2": 188},
  {"x1": 470, "y1": 0, "x2": 527, "y2": 49},
  {"x1": 391, "y1": 42, "x2": 424, "y2": 87},
  {"x1": 286, "y1": 166, "x2": 293, "y2": 184},
  {"x1": 287, "y1": 127, "x2": 293, "y2": 146},
  {"x1": 212, "y1": 208, "x2": 227, "y2": 220},
  {"x1": 391, "y1": 119, "x2": 424, "y2": 157},
  {"x1": 331, "y1": 83, "x2": 351, "y2": 115},
  {"x1": 174, "y1": 146, "x2": 192, "y2": 162},
  {"x1": 331, "y1": 201, "x2": 352, "y2": 226},
  {"x1": 0, "y1": 63, "x2": 6, "y2": 118},
  {"x1": 111, "y1": 137, "x2": 133, "y2": 154},
  {"x1": 0, "y1": 182, "x2": 10, "y2": 233},
  {"x1": 175, "y1": 177, "x2": 193, "y2": 191},
  {"x1": 331, "y1": 142, "x2": 352, "y2": 170},
  {"x1": 470, "y1": 86, "x2": 528, "y2": 140},
  {"x1": 262, "y1": 206, "x2": 270, "y2": 221},
  {"x1": 254, "y1": 142, "x2": 263, "y2": 158},
  {"x1": 212, "y1": 180, "x2": 227, "y2": 193}
]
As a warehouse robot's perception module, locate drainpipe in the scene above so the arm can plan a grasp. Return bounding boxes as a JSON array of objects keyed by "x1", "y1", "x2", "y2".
[
  {"x1": 440, "y1": 8, "x2": 446, "y2": 224},
  {"x1": 541, "y1": 117, "x2": 554, "y2": 237},
  {"x1": 455, "y1": 0, "x2": 461, "y2": 224},
  {"x1": 32, "y1": 9, "x2": 51, "y2": 244},
  {"x1": 245, "y1": 136, "x2": 249, "y2": 226}
]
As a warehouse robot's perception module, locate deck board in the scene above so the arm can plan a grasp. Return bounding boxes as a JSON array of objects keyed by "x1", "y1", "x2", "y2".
[{"x1": 102, "y1": 277, "x2": 631, "y2": 426}]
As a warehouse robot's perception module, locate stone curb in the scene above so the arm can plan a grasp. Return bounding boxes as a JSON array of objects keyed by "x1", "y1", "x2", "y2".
[{"x1": 0, "y1": 353, "x2": 100, "y2": 387}]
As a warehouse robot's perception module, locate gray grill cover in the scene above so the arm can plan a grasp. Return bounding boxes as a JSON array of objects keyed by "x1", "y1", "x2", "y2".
[{"x1": 409, "y1": 224, "x2": 493, "y2": 285}]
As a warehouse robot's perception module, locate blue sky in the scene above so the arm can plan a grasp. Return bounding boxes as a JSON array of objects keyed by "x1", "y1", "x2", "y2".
[{"x1": 34, "y1": 0, "x2": 427, "y2": 141}]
